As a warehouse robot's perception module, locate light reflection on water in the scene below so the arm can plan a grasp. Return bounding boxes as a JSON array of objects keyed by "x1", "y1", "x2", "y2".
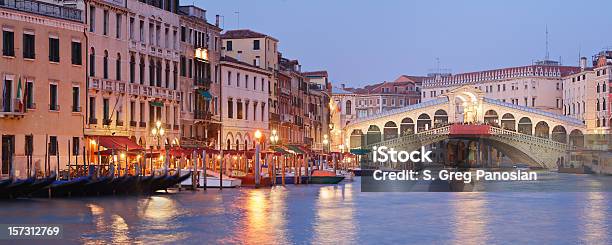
[{"x1": 0, "y1": 174, "x2": 610, "y2": 244}]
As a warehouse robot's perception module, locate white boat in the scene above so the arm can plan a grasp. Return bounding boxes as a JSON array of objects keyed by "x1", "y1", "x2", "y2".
[{"x1": 179, "y1": 169, "x2": 242, "y2": 188}]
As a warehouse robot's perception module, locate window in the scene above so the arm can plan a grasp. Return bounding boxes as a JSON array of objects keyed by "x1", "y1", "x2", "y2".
[
  {"x1": 261, "y1": 78, "x2": 265, "y2": 92},
  {"x1": 139, "y1": 102, "x2": 145, "y2": 123},
  {"x1": 139, "y1": 20, "x2": 144, "y2": 42},
  {"x1": 532, "y1": 97, "x2": 536, "y2": 107},
  {"x1": 261, "y1": 103, "x2": 265, "y2": 121},
  {"x1": 89, "y1": 48, "x2": 95, "y2": 76},
  {"x1": 188, "y1": 59, "x2": 192, "y2": 78},
  {"x1": 72, "y1": 86, "x2": 80, "y2": 112},
  {"x1": 71, "y1": 41, "x2": 82, "y2": 65},
  {"x1": 103, "y1": 10, "x2": 109, "y2": 36},
  {"x1": 346, "y1": 100, "x2": 352, "y2": 115},
  {"x1": 180, "y1": 56, "x2": 186, "y2": 76},
  {"x1": 116, "y1": 53, "x2": 121, "y2": 81},
  {"x1": 227, "y1": 71, "x2": 232, "y2": 85},
  {"x1": 180, "y1": 26, "x2": 186, "y2": 42},
  {"x1": 254, "y1": 56, "x2": 260, "y2": 67},
  {"x1": 116, "y1": 14, "x2": 122, "y2": 39},
  {"x1": 237, "y1": 101, "x2": 243, "y2": 119},
  {"x1": 89, "y1": 6, "x2": 95, "y2": 32},
  {"x1": 226, "y1": 41, "x2": 232, "y2": 51},
  {"x1": 253, "y1": 40, "x2": 260, "y2": 50},
  {"x1": 48, "y1": 37, "x2": 59, "y2": 62},
  {"x1": 129, "y1": 17, "x2": 134, "y2": 40},
  {"x1": 25, "y1": 80, "x2": 34, "y2": 109},
  {"x1": 236, "y1": 73, "x2": 240, "y2": 87},
  {"x1": 49, "y1": 83, "x2": 58, "y2": 111},
  {"x1": 23, "y1": 33, "x2": 35, "y2": 59},
  {"x1": 253, "y1": 76, "x2": 257, "y2": 90},
  {"x1": 129, "y1": 55, "x2": 135, "y2": 83},
  {"x1": 228, "y1": 99, "x2": 233, "y2": 118},
  {"x1": 25, "y1": 135, "x2": 33, "y2": 156},
  {"x1": 103, "y1": 98, "x2": 110, "y2": 124},
  {"x1": 89, "y1": 97, "x2": 96, "y2": 123},
  {"x1": 139, "y1": 57, "x2": 145, "y2": 84},
  {"x1": 72, "y1": 137, "x2": 80, "y2": 156},
  {"x1": 245, "y1": 75, "x2": 249, "y2": 89},
  {"x1": 103, "y1": 50, "x2": 108, "y2": 79},
  {"x1": 49, "y1": 136, "x2": 58, "y2": 156},
  {"x1": 2, "y1": 30, "x2": 14, "y2": 57}
]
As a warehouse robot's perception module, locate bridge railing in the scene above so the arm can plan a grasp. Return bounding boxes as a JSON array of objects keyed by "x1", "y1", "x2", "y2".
[
  {"x1": 489, "y1": 126, "x2": 572, "y2": 150},
  {"x1": 366, "y1": 125, "x2": 451, "y2": 148},
  {"x1": 348, "y1": 97, "x2": 449, "y2": 126}
]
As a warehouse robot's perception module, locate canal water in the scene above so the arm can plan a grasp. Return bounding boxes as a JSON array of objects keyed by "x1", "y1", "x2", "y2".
[{"x1": 1, "y1": 173, "x2": 611, "y2": 244}]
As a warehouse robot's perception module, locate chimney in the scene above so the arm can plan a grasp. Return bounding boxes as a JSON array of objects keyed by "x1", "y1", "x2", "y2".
[
  {"x1": 580, "y1": 57, "x2": 587, "y2": 70},
  {"x1": 215, "y1": 15, "x2": 220, "y2": 27},
  {"x1": 341, "y1": 83, "x2": 346, "y2": 89}
]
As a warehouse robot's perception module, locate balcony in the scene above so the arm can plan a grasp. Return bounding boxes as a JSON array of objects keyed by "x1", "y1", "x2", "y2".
[
  {"x1": 280, "y1": 87, "x2": 291, "y2": 95},
  {"x1": 72, "y1": 106, "x2": 81, "y2": 112},
  {"x1": 194, "y1": 77, "x2": 212, "y2": 88},
  {"x1": 130, "y1": 121, "x2": 137, "y2": 127},
  {"x1": 0, "y1": 0, "x2": 83, "y2": 22},
  {"x1": 116, "y1": 120, "x2": 124, "y2": 127},
  {"x1": 88, "y1": 118, "x2": 98, "y2": 124},
  {"x1": 270, "y1": 112, "x2": 280, "y2": 122},
  {"x1": 281, "y1": 114, "x2": 292, "y2": 123},
  {"x1": 194, "y1": 110, "x2": 212, "y2": 120},
  {"x1": 139, "y1": 121, "x2": 146, "y2": 128},
  {"x1": 102, "y1": 118, "x2": 111, "y2": 126}
]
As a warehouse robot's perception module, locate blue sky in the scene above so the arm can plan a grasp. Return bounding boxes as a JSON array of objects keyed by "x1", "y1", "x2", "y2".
[{"x1": 198, "y1": 0, "x2": 612, "y2": 87}]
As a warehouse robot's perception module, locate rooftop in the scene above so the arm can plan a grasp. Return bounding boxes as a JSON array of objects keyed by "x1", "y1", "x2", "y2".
[
  {"x1": 0, "y1": 0, "x2": 83, "y2": 22},
  {"x1": 303, "y1": 71, "x2": 328, "y2": 78},
  {"x1": 221, "y1": 29, "x2": 278, "y2": 41}
]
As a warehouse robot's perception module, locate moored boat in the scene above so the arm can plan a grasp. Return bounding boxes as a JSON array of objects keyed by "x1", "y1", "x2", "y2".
[
  {"x1": 12, "y1": 174, "x2": 56, "y2": 198},
  {"x1": 0, "y1": 177, "x2": 36, "y2": 198},
  {"x1": 309, "y1": 170, "x2": 345, "y2": 184},
  {"x1": 33, "y1": 176, "x2": 91, "y2": 198}
]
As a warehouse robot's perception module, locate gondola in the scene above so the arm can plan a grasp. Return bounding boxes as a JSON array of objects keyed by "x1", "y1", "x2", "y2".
[
  {"x1": 114, "y1": 175, "x2": 139, "y2": 195},
  {"x1": 146, "y1": 174, "x2": 168, "y2": 194},
  {"x1": 0, "y1": 178, "x2": 14, "y2": 197},
  {"x1": 0, "y1": 177, "x2": 36, "y2": 199},
  {"x1": 104, "y1": 175, "x2": 128, "y2": 195},
  {"x1": 157, "y1": 172, "x2": 191, "y2": 191},
  {"x1": 135, "y1": 175, "x2": 154, "y2": 194},
  {"x1": 12, "y1": 174, "x2": 57, "y2": 198},
  {"x1": 79, "y1": 175, "x2": 113, "y2": 196},
  {"x1": 32, "y1": 176, "x2": 91, "y2": 198}
]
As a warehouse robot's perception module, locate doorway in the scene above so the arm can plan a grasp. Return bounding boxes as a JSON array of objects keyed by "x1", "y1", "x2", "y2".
[{"x1": 1, "y1": 135, "x2": 15, "y2": 175}]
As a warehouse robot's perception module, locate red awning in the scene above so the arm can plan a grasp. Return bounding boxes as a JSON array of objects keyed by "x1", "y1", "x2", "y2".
[{"x1": 95, "y1": 136, "x2": 143, "y2": 150}]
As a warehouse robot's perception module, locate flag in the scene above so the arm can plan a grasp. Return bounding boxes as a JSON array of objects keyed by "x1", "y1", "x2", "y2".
[{"x1": 16, "y1": 76, "x2": 23, "y2": 112}]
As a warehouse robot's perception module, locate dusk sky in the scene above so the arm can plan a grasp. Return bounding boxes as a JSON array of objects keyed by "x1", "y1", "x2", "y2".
[{"x1": 199, "y1": 0, "x2": 612, "y2": 88}]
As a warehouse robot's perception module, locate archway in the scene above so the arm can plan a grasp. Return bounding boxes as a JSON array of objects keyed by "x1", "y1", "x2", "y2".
[
  {"x1": 551, "y1": 125, "x2": 567, "y2": 143},
  {"x1": 569, "y1": 129, "x2": 584, "y2": 147},
  {"x1": 433, "y1": 110, "x2": 448, "y2": 128},
  {"x1": 484, "y1": 110, "x2": 499, "y2": 126},
  {"x1": 534, "y1": 121, "x2": 549, "y2": 138},
  {"x1": 350, "y1": 129, "x2": 364, "y2": 149},
  {"x1": 383, "y1": 121, "x2": 398, "y2": 140},
  {"x1": 417, "y1": 114, "x2": 431, "y2": 133},
  {"x1": 501, "y1": 113, "x2": 516, "y2": 131},
  {"x1": 400, "y1": 117, "x2": 415, "y2": 136},
  {"x1": 517, "y1": 117, "x2": 532, "y2": 135},
  {"x1": 367, "y1": 125, "x2": 382, "y2": 145}
]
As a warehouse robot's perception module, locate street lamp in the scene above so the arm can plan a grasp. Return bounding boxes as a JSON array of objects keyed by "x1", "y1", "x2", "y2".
[
  {"x1": 322, "y1": 134, "x2": 329, "y2": 152},
  {"x1": 270, "y1": 129, "x2": 279, "y2": 145},
  {"x1": 150, "y1": 120, "x2": 165, "y2": 174},
  {"x1": 254, "y1": 129, "x2": 262, "y2": 187}
]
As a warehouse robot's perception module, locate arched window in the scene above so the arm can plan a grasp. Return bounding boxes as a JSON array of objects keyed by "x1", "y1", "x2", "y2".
[
  {"x1": 345, "y1": 100, "x2": 352, "y2": 115},
  {"x1": 129, "y1": 54, "x2": 135, "y2": 83},
  {"x1": 139, "y1": 56, "x2": 145, "y2": 85},
  {"x1": 89, "y1": 47, "x2": 95, "y2": 76},
  {"x1": 116, "y1": 53, "x2": 121, "y2": 81},
  {"x1": 603, "y1": 99, "x2": 607, "y2": 111},
  {"x1": 165, "y1": 62, "x2": 170, "y2": 88},
  {"x1": 103, "y1": 50, "x2": 108, "y2": 79},
  {"x1": 597, "y1": 99, "x2": 600, "y2": 111},
  {"x1": 597, "y1": 83, "x2": 600, "y2": 93}
]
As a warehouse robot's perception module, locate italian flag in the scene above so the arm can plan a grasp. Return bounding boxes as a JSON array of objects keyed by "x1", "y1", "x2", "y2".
[{"x1": 16, "y1": 77, "x2": 23, "y2": 112}]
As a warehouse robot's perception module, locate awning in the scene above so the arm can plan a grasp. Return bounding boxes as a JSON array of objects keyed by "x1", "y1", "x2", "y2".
[
  {"x1": 287, "y1": 145, "x2": 305, "y2": 155},
  {"x1": 95, "y1": 136, "x2": 143, "y2": 150},
  {"x1": 350, "y1": 148, "x2": 370, "y2": 155},
  {"x1": 150, "y1": 101, "x2": 164, "y2": 107},
  {"x1": 197, "y1": 89, "x2": 213, "y2": 100},
  {"x1": 270, "y1": 146, "x2": 291, "y2": 155}
]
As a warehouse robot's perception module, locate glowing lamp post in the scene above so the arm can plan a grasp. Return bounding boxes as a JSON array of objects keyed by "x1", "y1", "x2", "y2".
[
  {"x1": 151, "y1": 120, "x2": 165, "y2": 174},
  {"x1": 254, "y1": 130, "x2": 262, "y2": 187}
]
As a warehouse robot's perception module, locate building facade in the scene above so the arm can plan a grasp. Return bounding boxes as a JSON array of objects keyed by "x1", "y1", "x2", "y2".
[
  {"x1": 177, "y1": 5, "x2": 222, "y2": 149},
  {"x1": 421, "y1": 62, "x2": 581, "y2": 113},
  {"x1": 220, "y1": 56, "x2": 271, "y2": 150},
  {"x1": 0, "y1": 0, "x2": 86, "y2": 177},
  {"x1": 563, "y1": 54, "x2": 612, "y2": 133}
]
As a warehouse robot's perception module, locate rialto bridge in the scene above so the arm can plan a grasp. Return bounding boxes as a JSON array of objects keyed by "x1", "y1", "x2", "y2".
[{"x1": 344, "y1": 86, "x2": 587, "y2": 169}]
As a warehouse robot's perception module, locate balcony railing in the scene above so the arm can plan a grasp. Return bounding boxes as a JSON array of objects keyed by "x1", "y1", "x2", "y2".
[
  {"x1": 130, "y1": 121, "x2": 137, "y2": 127},
  {"x1": 116, "y1": 120, "x2": 124, "y2": 126},
  {"x1": 194, "y1": 110, "x2": 212, "y2": 120},
  {"x1": 139, "y1": 121, "x2": 146, "y2": 128},
  {"x1": 89, "y1": 118, "x2": 97, "y2": 124},
  {"x1": 0, "y1": 0, "x2": 83, "y2": 22},
  {"x1": 89, "y1": 78, "x2": 181, "y2": 101},
  {"x1": 194, "y1": 77, "x2": 212, "y2": 87}
]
